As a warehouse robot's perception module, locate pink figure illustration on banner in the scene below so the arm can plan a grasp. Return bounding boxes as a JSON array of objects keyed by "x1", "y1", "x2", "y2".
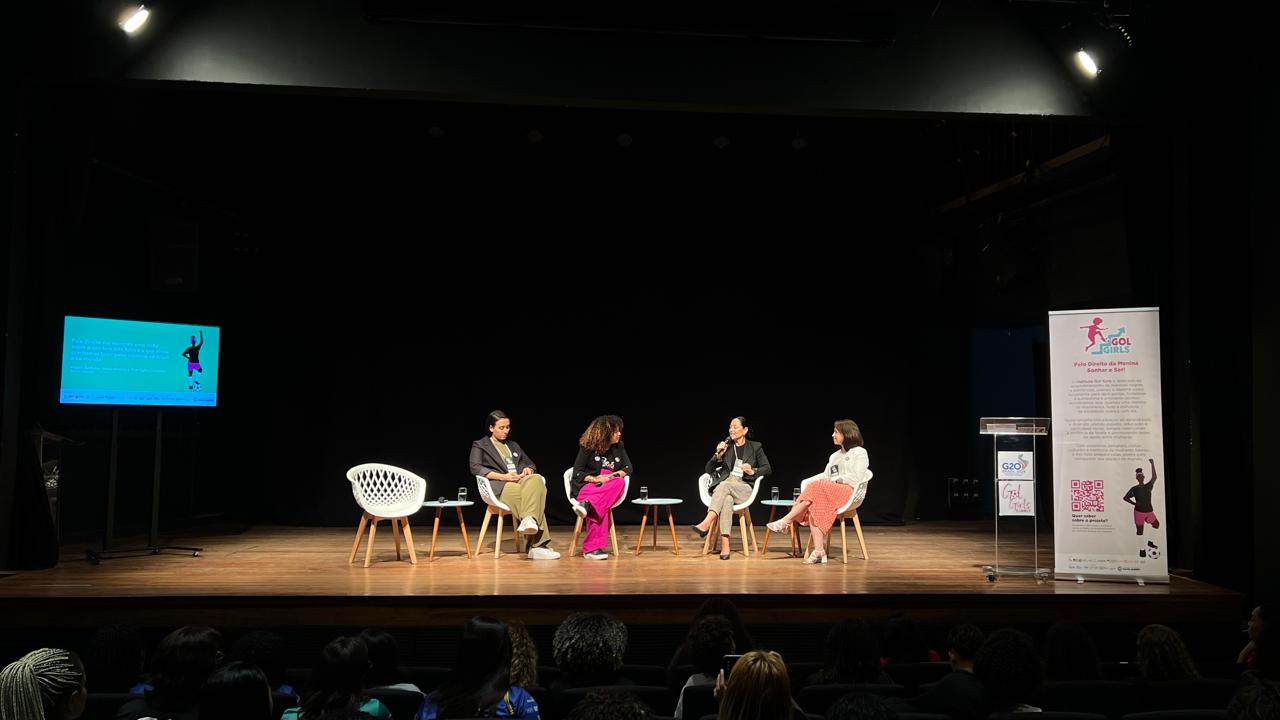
[{"x1": 1081, "y1": 317, "x2": 1108, "y2": 352}]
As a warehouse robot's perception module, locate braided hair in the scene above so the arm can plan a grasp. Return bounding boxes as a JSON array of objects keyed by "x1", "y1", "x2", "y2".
[{"x1": 0, "y1": 648, "x2": 86, "y2": 720}]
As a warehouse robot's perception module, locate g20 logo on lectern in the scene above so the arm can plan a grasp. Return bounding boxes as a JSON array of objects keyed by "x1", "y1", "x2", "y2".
[{"x1": 997, "y1": 452, "x2": 1034, "y2": 480}]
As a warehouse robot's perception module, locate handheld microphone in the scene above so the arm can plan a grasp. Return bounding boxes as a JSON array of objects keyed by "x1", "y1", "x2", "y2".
[{"x1": 714, "y1": 435, "x2": 732, "y2": 459}]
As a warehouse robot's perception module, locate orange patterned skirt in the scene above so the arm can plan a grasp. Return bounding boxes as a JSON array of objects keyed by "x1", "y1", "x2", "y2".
[{"x1": 796, "y1": 480, "x2": 854, "y2": 533}]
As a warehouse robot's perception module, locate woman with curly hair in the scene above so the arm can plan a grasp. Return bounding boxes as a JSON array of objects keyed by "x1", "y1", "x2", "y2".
[
  {"x1": 1136, "y1": 624, "x2": 1199, "y2": 682},
  {"x1": 507, "y1": 622, "x2": 540, "y2": 690},
  {"x1": 766, "y1": 420, "x2": 872, "y2": 564},
  {"x1": 570, "y1": 415, "x2": 632, "y2": 560},
  {"x1": 551, "y1": 613, "x2": 629, "y2": 691}
]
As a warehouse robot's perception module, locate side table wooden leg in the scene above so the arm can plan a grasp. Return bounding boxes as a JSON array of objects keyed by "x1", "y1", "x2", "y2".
[
  {"x1": 635, "y1": 505, "x2": 649, "y2": 557},
  {"x1": 666, "y1": 506, "x2": 680, "y2": 556},
  {"x1": 457, "y1": 507, "x2": 472, "y2": 559},
  {"x1": 762, "y1": 506, "x2": 777, "y2": 554},
  {"x1": 428, "y1": 507, "x2": 442, "y2": 560}
]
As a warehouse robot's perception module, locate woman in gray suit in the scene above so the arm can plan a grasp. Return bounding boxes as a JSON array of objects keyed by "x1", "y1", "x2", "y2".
[{"x1": 690, "y1": 416, "x2": 771, "y2": 560}]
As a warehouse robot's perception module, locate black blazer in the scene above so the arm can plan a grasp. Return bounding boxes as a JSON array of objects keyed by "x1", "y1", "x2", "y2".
[
  {"x1": 570, "y1": 442, "x2": 633, "y2": 495},
  {"x1": 705, "y1": 439, "x2": 771, "y2": 489},
  {"x1": 470, "y1": 437, "x2": 537, "y2": 494}
]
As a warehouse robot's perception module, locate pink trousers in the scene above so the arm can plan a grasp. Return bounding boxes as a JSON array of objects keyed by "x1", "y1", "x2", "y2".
[{"x1": 576, "y1": 478, "x2": 627, "y2": 552}]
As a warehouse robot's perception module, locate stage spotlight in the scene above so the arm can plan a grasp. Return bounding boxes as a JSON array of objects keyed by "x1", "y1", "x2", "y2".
[
  {"x1": 616, "y1": 133, "x2": 633, "y2": 148},
  {"x1": 791, "y1": 136, "x2": 809, "y2": 151},
  {"x1": 527, "y1": 129, "x2": 544, "y2": 143},
  {"x1": 713, "y1": 135, "x2": 731, "y2": 150},
  {"x1": 1066, "y1": 14, "x2": 1133, "y2": 81},
  {"x1": 1074, "y1": 49, "x2": 1099, "y2": 78},
  {"x1": 119, "y1": 5, "x2": 150, "y2": 34}
]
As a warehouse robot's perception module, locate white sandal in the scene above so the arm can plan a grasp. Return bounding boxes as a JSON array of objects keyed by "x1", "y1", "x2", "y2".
[{"x1": 766, "y1": 519, "x2": 790, "y2": 534}]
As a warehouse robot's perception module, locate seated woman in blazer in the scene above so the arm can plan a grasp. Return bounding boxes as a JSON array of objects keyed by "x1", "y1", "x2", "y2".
[
  {"x1": 470, "y1": 410, "x2": 559, "y2": 560},
  {"x1": 690, "y1": 416, "x2": 771, "y2": 560}
]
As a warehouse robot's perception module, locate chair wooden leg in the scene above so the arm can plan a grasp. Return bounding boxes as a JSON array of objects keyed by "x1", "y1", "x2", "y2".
[
  {"x1": 391, "y1": 518, "x2": 403, "y2": 560},
  {"x1": 349, "y1": 513, "x2": 370, "y2": 565},
  {"x1": 364, "y1": 518, "x2": 379, "y2": 568},
  {"x1": 746, "y1": 513, "x2": 759, "y2": 555},
  {"x1": 738, "y1": 513, "x2": 750, "y2": 557},
  {"x1": 702, "y1": 525, "x2": 715, "y2": 556},
  {"x1": 651, "y1": 507, "x2": 657, "y2": 550},
  {"x1": 570, "y1": 517, "x2": 583, "y2": 557},
  {"x1": 852, "y1": 512, "x2": 868, "y2": 560},
  {"x1": 839, "y1": 516, "x2": 849, "y2": 564},
  {"x1": 494, "y1": 511, "x2": 505, "y2": 559},
  {"x1": 511, "y1": 514, "x2": 523, "y2": 554},
  {"x1": 399, "y1": 517, "x2": 414, "y2": 563},
  {"x1": 475, "y1": 509, "x2": 493, "y2": 561},
  {"x1": 609, "y1": 511, "x2": 620, "y2": 557}
]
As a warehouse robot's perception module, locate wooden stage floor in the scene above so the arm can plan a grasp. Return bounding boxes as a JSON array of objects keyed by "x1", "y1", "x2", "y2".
[{"x1": 0, "y1": 521, "x2": 1241, "y2": 629}]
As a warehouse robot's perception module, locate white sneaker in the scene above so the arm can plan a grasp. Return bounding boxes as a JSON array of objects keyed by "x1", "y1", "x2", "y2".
[
  {"x1": 528, "y1": 546, "x2": 560, "y2": 560},
  {"x1": 571, "y1": 501, "x2": 588, "y2": 518},
  {"x1": 517, "y1": 516, "x2": 539, "y2": 535},
  {"x1": 584, "y1": 549, "x2": 609, "y2": 560}
]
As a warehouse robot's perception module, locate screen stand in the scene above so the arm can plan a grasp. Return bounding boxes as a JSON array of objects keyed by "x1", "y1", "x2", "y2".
[{"x1": 86, "y1": 409, "x2": 203, "y2": 564}]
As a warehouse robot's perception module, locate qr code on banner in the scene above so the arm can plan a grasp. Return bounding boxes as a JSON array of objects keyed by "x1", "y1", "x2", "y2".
[{"x1": 1071, "y1": 479, "x2": 1104, "y2": 512}]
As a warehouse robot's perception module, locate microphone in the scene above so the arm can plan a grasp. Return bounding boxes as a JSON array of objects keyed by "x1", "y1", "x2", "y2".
[{"x1": 714, "y1": 436, "x2": 732, "y2": 460}]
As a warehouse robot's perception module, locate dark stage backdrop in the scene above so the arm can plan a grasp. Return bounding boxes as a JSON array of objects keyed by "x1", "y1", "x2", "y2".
[{"x1": 29, "y1": 94, "x2": 977, "y2": 533}]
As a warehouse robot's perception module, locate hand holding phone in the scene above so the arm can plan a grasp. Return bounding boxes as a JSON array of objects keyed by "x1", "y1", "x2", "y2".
[{"x1": 721, "y1": 653, "x2": 744, "y2": 679}]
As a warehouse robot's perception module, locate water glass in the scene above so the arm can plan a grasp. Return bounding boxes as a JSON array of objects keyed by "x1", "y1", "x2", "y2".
[
  {"x1": 771, "y1": 486, "x2": 780, "y2": 502},
  {"x1": 458, "y1": 487, "x2": 468, "y2": 502},
  {"x1": 792, "y1": 488, "x2": 801, "y2": 502},
  {"x1": 639, "y1": 486, "x2": 649, "y2": 501}
]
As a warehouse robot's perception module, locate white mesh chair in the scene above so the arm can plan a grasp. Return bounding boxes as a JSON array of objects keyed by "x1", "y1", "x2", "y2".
[
  {"x1": 474, "y1": 474, "x2": 544, "y2": 559},
  {"x1": 347, "y1": 463, "x2": 427, "y2": 567},
  {"x1": 562, "y1": 468, "x2": 628, "y2": 557},
  {"x1": 697, "y1": 473, "x2": 764, "y2": 557},
  {"x1": 800, "y1": 469, "x2": 872, "y2": 563}
]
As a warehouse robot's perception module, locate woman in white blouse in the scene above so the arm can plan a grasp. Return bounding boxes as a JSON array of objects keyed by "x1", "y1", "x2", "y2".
[{"x1": 766, "y1": 419, "x2": 871, "y2": 564}]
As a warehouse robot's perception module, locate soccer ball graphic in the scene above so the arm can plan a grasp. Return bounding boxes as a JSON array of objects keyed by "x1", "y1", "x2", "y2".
[{"x1": 1148, "y1": 548, "x2": 1160, "y2": 560}]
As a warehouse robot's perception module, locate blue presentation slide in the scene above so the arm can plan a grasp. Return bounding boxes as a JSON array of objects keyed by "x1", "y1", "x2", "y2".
[{"x1": 60, "y1": 316, "x2": 220, "y2": 407}]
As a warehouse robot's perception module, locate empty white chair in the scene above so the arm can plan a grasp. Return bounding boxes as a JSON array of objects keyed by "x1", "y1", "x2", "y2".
[
  {"x1": 347, "y1": 463, "x2": 427, "y2": 567},
  {"x1": 697, "y1": 473, "x2": 764, "y2": 557},
  {"x1": 474, "y1": 473, "x2": 544, "y2": 559},
  {"x1": 562, "y1": 468, "x2": 628, "y2": 557},
  {"x1": 800, "y1": 469, "x2": 872, "y2": 563}
]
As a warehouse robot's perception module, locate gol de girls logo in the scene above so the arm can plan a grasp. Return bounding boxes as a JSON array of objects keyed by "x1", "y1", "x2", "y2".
[{"x1": 1080, "y1": 317, "x2": 1133, "y2": 355}]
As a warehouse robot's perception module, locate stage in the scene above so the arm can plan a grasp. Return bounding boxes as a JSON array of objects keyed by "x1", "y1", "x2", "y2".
[{"x1": 0, "y1": 521, "x2": 1241, "y2": 631}]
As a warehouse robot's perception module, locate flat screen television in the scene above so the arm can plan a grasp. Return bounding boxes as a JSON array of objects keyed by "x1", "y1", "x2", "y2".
[{"x1": 60, "y1": 316, "x2": 220, "y2": 407}]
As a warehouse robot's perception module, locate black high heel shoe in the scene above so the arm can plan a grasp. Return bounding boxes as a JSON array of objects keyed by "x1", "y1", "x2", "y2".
[{"x1": 690, "y1": 524, "x2": 709, "y2": 539}]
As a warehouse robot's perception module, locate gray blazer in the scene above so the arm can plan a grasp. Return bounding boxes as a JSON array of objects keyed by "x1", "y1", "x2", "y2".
[{"x1": 470, "y1": 437, "x2": 537, "y2": 495}]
